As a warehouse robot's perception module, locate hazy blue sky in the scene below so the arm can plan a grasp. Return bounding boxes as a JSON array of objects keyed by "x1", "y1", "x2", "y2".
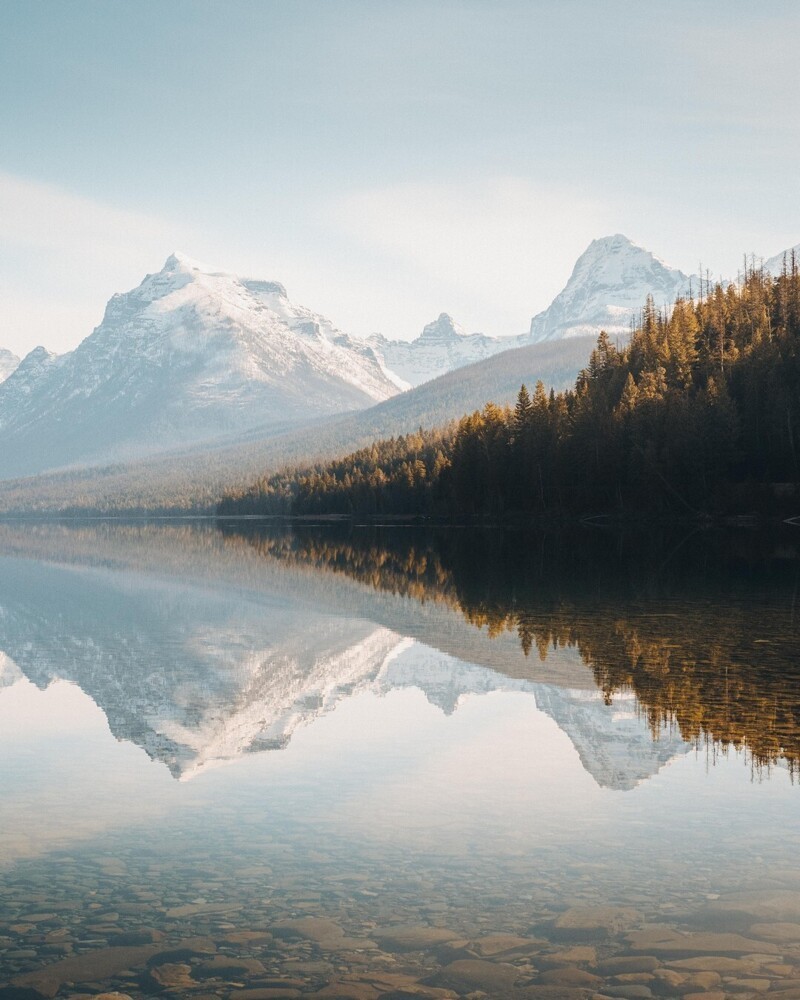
[{"x1": 2, "y1": 0, "x2": 799, "y2": 354}]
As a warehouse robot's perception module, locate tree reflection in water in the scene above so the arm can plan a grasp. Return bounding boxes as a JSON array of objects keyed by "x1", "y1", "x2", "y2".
[{"x1": 219, "y1": 521, "x2": 800, "y2": 772}]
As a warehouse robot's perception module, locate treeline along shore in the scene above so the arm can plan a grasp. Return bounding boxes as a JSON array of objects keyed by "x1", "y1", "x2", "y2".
[{"x1": 218, "y1": 260, "x2": 800, "y2": 521}]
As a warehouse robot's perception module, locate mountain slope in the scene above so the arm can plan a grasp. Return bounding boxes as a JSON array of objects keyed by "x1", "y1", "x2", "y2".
[
  {"x1": 0, "y1": 253, "x2": 401, "y2": 477},
  {"x1": 0, "y1": 334, "x2": 601, "y2": 513},
  {"x1": 534, "y1": 685, "x2": 690, "y2": 791},
  {"x1": 763, "y1": 243, "x2": 800, "y2": 276},
  {"x1": 0, "y1": 348, "x2": 20, "y2": 383},
  {"x1": 528, "y1": 234, "x2": 693, "y2": 342},
  {"x1": 349, "y1": 334, "x2": 600, "y2": 435}
]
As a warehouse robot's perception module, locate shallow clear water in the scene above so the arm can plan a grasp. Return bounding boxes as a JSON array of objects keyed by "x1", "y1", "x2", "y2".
[{"x1": 0, "y1": 522, "x2": 799, "y2": 1000}]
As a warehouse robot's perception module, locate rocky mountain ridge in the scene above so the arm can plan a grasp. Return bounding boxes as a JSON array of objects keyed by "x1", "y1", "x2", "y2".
[
  {"x1": 1, "y1": 235, "x2": 796, "y2": 479},
  {"x1": 0, "y1": 253, "x2": 401, "y2": 477},
  {"x1": 527, "y1": 234, "x2": 694, "y2": 342},
  {"x1": 363, "y1": 234, "x2": 700, "y2": 385},
  {"x1": 368, "y1": 314, "x2": 513, "y2": 388}
]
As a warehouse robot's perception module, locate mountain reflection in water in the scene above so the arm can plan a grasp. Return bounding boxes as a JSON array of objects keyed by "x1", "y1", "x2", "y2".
[
  {"x1": 0, "y1": 521, "x2": 797, "y2": 783},
  {"x1": 1, "y1": 521, "x2": 800, "y2": 1000},
  {"x1": 221, "y1": 521, "x2": 800, "y2": 774}
]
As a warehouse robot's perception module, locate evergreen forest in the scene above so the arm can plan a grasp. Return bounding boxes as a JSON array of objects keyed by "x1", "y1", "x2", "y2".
[{"x1": 218, "y1": 261, "x2": 800, "y2": 521}]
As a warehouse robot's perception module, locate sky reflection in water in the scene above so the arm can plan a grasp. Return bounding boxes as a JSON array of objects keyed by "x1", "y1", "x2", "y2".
[{"x1": 0, "y1": 522, "x2": 799, "y2": 998}]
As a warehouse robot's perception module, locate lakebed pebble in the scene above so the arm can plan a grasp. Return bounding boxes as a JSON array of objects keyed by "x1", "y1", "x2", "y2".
[{"x1": 2, "y1": 837, "x2": 800, "y2": 1000}]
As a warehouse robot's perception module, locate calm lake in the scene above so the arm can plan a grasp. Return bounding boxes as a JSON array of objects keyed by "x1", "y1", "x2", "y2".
[{"x1": 0, "y1": 521, "x2": 799, "y2": 1000}]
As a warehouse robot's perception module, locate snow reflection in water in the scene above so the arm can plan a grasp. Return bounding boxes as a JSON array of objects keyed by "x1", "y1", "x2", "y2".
[{"x1": 0, "y1": 522, "x2": 798, "y2": 999}]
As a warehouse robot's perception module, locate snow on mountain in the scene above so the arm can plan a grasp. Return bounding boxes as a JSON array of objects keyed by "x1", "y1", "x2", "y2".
[
  {"x1": 0, "y1": 346, "x2": 60, "y2": 423},
  {"x1": 378, "y1": 637, "x2": 539, "y2": 714},
  {"x1": 0, "y1": 552, "x2": 407, "y2": 779},
  {"x1": 763, "y1": 243, "x2": 800, "y2": 276},
  {"x1": 0, "y1": 539, "x2": 689, "y2": 789},
  {"x1": 169, "y1": 624, "x2": 407, "y2": 781},
  {"x1": 364, "y1": 235, "x2": 695, "y2": 387},
  {"x1": 368, "y1": 313, "x2": 517, "y2": 388},
  {"x1": 0, "y1": 252, "x2": 401, "y2": 477},
  {"x1": 528, "y1": 234, "x2": 694, "y2": 343},
  {"x1": 0, "y1": 349, "x2": 20, "y2": 383}
]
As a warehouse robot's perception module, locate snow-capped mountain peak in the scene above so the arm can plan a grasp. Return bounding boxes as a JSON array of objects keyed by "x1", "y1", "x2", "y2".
[
  {"x1": 0, "y1": 254, "x2": 401, "y2": 477},
  {"x1": 163, "y1": 249, "x2": 212, "y2": 271},
  {"x1": 367, "y1": 315, "x2": 516, "y2": 388},
  {"x1": 528, "y1": 233, "x2": 693, "y2": 343},
  {"x1": 0, "y1": 346, "x2": 61, "y2": 433},
  {"x1": 362, "y1": 235, "x2": 698, "y2": 386},
  {"x1": 418, "y1": 313, "x2": 466, "y2": 343},
  {"x1": 156, "y1": 253, "x2": 289, "y2": 299}
]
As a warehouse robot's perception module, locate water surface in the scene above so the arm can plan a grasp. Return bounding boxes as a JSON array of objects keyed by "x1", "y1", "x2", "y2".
[{"x1": 0, "y1": 522, "x2": 799, "y2": 1000}]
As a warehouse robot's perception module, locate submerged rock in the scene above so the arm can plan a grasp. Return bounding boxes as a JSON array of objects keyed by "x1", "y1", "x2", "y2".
[
  {"x1": 627, "y1": 927, "x2": 779, "y2": 955},
  {"x1": 373, "y1": 926, "x2": 460, "y2": 952},
  {"x1": 427, "y1": 958, "x2": 521, "y2": 992},
  {"x1": 11, "y1": 944, "x2": 160, "y2": 997},
  {"x1": 552, "y1": 907, "x2": 642, "y2": 940}
]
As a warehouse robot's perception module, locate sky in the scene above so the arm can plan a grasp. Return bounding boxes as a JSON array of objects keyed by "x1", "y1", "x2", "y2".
[{"x1": 2, "y1": 0, "x2": 799, "y2": 356}]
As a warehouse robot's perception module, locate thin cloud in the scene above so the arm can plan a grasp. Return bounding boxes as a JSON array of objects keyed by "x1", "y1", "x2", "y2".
[
  {"x1": 331, "y1": 177, "x2": 616, "y2": 336},
  {"x1": 0, "y1": 173, "x2": 199, "y2": 354}
]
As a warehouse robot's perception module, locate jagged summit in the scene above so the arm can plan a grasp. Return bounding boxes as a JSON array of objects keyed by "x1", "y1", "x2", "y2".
[
  {"x1": 528, "y1": 233, "x2": 693, "y2": 343},
  {"x1": 158, "y1": 253, "x2": 289, "y2": 298},
  {"x1": 367, "y1": 315, "x2": 510, "y2": 388},
  {"x1": 162, "y1": 250, "x2": 209, "y2": 272},
  {"x1": 9, "y1": 345, "x2": 55, "y2": 374},
  {"x1": 586, "y1": 233, "x2": 636, "y2": 252},
  {"x1": 418, "y1": 313, "x2": 465, "y2": 343},
  {"x1": 586, "y1": 232, "x2": 648, "y2": 253},
  {"x1": 0, "y1": 254, "x2": 401, "y2": 477},
  {"x1": 158, "y1": 251, "x2": 290, "y2": 295}
]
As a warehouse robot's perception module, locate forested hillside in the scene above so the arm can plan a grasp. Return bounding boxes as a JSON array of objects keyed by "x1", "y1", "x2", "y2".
[
  {"x1": 0, "y1": 335, "x2": 594, "y2": 516},
  {"x1": 219, "y1": 260, "x2": 800, "y2": 520}
]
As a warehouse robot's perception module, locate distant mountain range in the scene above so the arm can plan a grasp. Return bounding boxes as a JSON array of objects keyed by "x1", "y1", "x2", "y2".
[
  {"x1": 368, "y1": 313, "x2": 510, "y2": 388},
  {"x1": 365, "y1": 234, "x2": 694, "y2": 387},
  {"x1": 0, "y1": 234, "x2": 795, "y2": 485}
]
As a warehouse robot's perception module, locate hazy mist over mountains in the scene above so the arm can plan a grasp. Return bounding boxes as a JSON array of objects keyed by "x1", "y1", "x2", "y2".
[{"x1": 0, "y1": 233, "x2": 795, "y2": 489}]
